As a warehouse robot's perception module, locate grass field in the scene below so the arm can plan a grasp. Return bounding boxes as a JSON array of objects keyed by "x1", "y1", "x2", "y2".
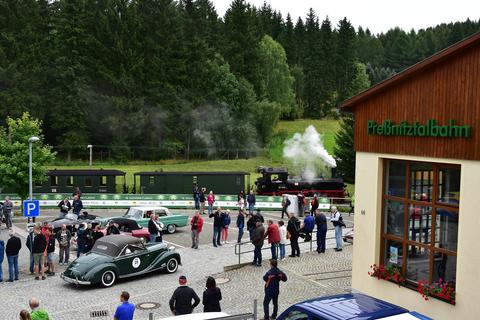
[{"x1": 48, "y1": 119, "x2": 352, "y2": 193}]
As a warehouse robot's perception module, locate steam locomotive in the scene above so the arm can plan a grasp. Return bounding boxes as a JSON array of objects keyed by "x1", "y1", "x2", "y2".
[{"x1": 255, "y1": 167, "x2": 347, "y2": 198}]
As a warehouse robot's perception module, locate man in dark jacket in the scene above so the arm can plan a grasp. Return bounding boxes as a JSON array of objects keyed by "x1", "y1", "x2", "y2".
[
  {"x1": 169, "y1": 275, "x2": 200, "y2": 315},
  {"x1": 287, "y1": 216, "x2": 301, "y2": 257},
  {"x1": 310, "y1": 194, "x2": 319, "y2": 216},
  {"x1": 236, "y1": 210, "x2": 245, "y2": 243},
  {"x1": 6, "y1": 229, "x2": 21, "y2": 281},
  {"x1": 0, "y1": 239, "x2": 4, "y2": 281},
  {"x1": 251, "y1": 221, "x2": 265, "y2": 266},
  {"x1": 263, "y1": 259, "x2": 287, "y2": 320},
  {"x1": 32, "y1": 226, "x2": 47, "y2": 280},
  {"x1": 247, "y1": 191, "x2": 256, "y2": 214},
  {"x1": 315, "y1": 211, "x2": 328, "y2": 253},
  {"x1": 26, "y1": 226, "x2": 35, "y2": 274},
  {"x1": 46, "y1": 228, "x2": 56, "y2": 276},
  {"x1": 199, "y1": 188, "x2": 206, "y2": 215},
  {"x1": 148, "y1": 214, "x2": 162, "y2": 243},
  {"x1": 72, "y1": 195, "x2": 83, "y2": 216},
  {"x1": 209, "y1": 207, "x2": 223, "y2": 247},
  {"x1": 193, "y1": 185, "x2": 200, "y2": 210},
  {"x1": 76, "y1": 224, "x2": 87, "y2": 258},
  {"x1": 107, "y1": 221, "x2": 120, "y2": 235},
  {"x1": 281, "y1": 195, "x2": 290, "y2": 219}
]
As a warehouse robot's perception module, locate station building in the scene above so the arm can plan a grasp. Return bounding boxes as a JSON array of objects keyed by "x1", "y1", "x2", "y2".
[{"x1": 340, "y1": 32, "x2": 480, "y2": 319}]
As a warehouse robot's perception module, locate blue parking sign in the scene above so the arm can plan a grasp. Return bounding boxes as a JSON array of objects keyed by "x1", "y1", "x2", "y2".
[{"x1": 24, "y1": 200, "x2": 40, "y2": 217}]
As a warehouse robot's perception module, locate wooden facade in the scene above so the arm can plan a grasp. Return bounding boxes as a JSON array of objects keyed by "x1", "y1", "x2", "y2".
[{"x1": 341, "y1": 32, "x2": 480, "y2": 161}]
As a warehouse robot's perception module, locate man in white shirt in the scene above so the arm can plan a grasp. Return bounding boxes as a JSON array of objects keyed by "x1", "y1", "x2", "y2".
[{"x1": 330, "y1": 206, "x2": 343, "y2": 252}]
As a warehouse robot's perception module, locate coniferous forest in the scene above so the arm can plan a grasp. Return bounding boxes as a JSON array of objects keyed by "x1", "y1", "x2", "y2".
[{"x1": 1, "y1": 0, "x2": 479, "y2": 161}]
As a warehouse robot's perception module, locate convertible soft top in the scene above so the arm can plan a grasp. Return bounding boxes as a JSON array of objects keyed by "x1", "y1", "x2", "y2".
[{"x1": 92, "y1": 235, "x2": 142, "y2": 257}]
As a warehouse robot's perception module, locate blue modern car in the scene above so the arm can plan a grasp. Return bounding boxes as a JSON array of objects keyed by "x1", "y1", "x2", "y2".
[{"x1": 276, "y1": 293, "x2": 432, "y2": 320}]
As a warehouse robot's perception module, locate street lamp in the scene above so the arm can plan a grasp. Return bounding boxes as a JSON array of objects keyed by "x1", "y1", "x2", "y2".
[
  {"x1": 87, "y1": 144, "x2": 93, "y2": 166},
  {"x1": 28, "y1": 136, "x2": 40, "y2": 201}
]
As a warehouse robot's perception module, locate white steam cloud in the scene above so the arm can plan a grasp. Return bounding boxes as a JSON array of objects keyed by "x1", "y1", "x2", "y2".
[{"x1": 283, "y1": 125, "x2": 337, "y2": 181}]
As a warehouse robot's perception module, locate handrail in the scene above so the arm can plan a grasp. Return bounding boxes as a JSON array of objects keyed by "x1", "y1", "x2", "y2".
[{"x1": 234, "y1": 226, "x2": 353, "y2": 265}]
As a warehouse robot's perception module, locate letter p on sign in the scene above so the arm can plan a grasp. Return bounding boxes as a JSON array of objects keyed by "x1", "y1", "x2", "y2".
[{"x1": 24, "y1": 200, "x2": 40, "y2": 217}]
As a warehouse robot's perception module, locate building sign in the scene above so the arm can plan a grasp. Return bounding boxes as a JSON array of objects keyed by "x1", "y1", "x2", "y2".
[{"x1": 367, "y1": 120, "x2": 471, "y2": 138}]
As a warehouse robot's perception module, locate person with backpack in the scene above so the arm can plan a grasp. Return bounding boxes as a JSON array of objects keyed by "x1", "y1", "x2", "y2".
[
  {"x1": 190, "y1": 211, "x2": 203, "y2": 249},
  {"x1": 281, "y1": 195, "x2": 291, "y2": 219},
  {"x1": 330, "y1": 206, "x2": 343, "y2": 252},
  {"x1": 220, "y1": 210, "x2": 231, "y2": 244},
  {"x1": 287, "y1": 215, "x2": 301, "y2": 257}
]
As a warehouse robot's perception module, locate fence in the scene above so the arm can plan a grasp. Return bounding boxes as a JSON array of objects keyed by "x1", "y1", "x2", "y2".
[{"x1": 234, "y1": 226, "x2": 353, "y2": 265}]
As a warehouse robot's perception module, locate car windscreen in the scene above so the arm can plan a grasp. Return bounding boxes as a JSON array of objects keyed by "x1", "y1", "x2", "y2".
[
  {"x1": 124, "y1": 208, "x2": 143, "y2": 219},
  {"x1": 91, "y1": 242, "x2": 121, "y2": 257}
]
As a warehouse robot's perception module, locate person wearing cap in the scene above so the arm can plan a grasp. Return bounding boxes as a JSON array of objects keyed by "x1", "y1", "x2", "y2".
[
  {"x1": 169, "y1": 275, "x2": 200, "y2": 315},
  {"x1": 6, "y1": 229, "x2": 21, "y2": 281}
]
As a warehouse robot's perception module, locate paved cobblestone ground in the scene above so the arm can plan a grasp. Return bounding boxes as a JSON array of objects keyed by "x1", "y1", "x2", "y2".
[{"x1": 1, "y1": 211, "x2": 353, "y2": 320}]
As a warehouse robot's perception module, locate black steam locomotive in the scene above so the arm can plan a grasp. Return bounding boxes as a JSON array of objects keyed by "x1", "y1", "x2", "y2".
[{"x1": 255, "y1": 167, "x2": 347, "y2": 198}]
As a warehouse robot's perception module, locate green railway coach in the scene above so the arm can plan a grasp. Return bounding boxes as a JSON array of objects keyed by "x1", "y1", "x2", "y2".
[{"x1": 133, "y1": 171, "x2": 250, "y2": 195}]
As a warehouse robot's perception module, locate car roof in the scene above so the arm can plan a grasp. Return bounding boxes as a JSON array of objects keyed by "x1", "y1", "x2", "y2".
[
  {"x1": 130, "y1": 206, "x2": 170, "y2": 211},
  {"x1": 160, "y1": 312, "x2": 230, "y2": 320},
  {"x1": 108, "y1": 218, "x2": 139, "y2": 226},
  {"x1": 288, "y1": 293, "x2": 409, "y2": 320},
  {"x1": 95, "y1": 235, "x2": 142, "y2": 248}
]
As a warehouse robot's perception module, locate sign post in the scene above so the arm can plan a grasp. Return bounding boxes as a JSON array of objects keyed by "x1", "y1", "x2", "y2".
[{"x1": 23, "y1": 200, "x2": 40, "y2": 218}]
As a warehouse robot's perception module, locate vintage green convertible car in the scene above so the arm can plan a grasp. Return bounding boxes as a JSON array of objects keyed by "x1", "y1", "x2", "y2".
[
  {"x1": 61, "y1": 235, "x2": 181, "y2": 287},
  {"x1": 121, "y1": 206, "x2": 189, "y2": 234}
]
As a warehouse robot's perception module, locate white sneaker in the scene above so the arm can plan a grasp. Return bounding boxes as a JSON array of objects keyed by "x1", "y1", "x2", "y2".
[{"x1": 225, "y1": 241, "x2": 229, "y2": 244}]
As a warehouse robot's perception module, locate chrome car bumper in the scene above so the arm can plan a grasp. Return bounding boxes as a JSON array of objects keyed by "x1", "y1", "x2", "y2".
[{"x1": 61, "y1": 273, "x2": 91, "y2": 285}]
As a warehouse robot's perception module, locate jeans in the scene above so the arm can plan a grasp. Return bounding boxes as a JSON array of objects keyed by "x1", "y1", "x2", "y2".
[
  {"x1": 213, "y1": 226, "x2": 222, "y2": 246},
  {"x1": 253, "y1": 245, "x2": 262, "y2": 265},
  {"x1": 208, "y1": 204, "x2": 213, "y2": 215},
  {"x1": 59, "y1": 245, "x2": 70, "y2": 263},
  {"x1": 77, "y1": 243, "x2": 86, "y2": 258},
  {"x1": 191, "y1": 230, "x2": 199, "y2": 249},
  {"x1": 335, "y1": 225, "x2": 343, "y2": 249},
  {"x1": 237, "y1": 228, "x2": 244, "y2": 243},
  {"x1": 194, "y1": 200, "x2": 200, "y2": 210},
  {"x1": 270, "y1": 243, "x2": 279, "y2": 260},
  {"x1": 279, "y1": 244, "x2": 286, "y2": 259},
  {"x1": 316, "y1": 226, "x2": 327, "y2": 252},
  {"x1": 248, "y1": 203, "x2": 255, "y2": 214},
  {"x1": 0, "y1": 262, "x2": 2, "y2": 280},
  {"x1": 7, "y1": 255, "x2": 18, "y2": 280},
  {"x1": 290, "y1": 236, "x2": 300, "y2": 256},
  {"x1": 263, "y1": 293, "x2": 279, "y2": 319},
  {"x1": 5, "y1": 212, "x2": 12, "y2": 229},
  {"x1": 150, "y1": 234, "x2": 157, "y2": 243}
]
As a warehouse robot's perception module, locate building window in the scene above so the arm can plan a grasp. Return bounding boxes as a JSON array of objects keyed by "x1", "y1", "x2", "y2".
[
  {"x1": 149, "y1": 176, "x2": 155, "y2": 185},
  {"x1": 100, "y1": 176, "x2": 107, "y2": 186},
  {"x1": 50, "y1": 176, "x2": 58, "y2": 186},
  {"x1": 66, "y1": 176, "x2": 73, "y2": 187},
  {"x1": 85, "y1": 177, "x2": 93, "y2": 187},
  {"x1": 381, "y1": 160, "x2": 459, "y2": 291}
]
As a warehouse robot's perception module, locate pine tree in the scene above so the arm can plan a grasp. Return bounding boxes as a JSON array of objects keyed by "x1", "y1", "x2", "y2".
[
  {"x1": 336, "y1": 17, "x2": 357, "y2": 102},
  {"x1": 334, "y1": 63, "x2": 371, "y2": 183}
]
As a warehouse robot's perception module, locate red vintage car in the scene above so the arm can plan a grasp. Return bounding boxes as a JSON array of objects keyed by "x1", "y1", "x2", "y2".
[{"x1": 100, "y1": 218, "x2": 151, "y2": 242}]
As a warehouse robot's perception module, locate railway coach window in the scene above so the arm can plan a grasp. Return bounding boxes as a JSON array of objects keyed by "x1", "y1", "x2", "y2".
[
  {"x1": 85, "y1": 177, "x2": 93, "y2": 187},
  {"x1": 66, "y1": 176, "x2": 73, "y2": 186},
  {"x1": 381, "y1": 160, "x2": 459, "y2": 291}
]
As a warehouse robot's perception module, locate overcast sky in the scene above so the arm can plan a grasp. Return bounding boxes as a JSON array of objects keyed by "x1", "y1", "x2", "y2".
[{"x1": 211, "y1": 0, "x2": 480, "y2": 34}]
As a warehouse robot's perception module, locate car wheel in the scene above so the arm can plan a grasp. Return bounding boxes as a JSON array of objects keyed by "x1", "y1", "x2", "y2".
[
  {"x1": 100, "y1": 270, "x2": 116, "y2": 287},
  {"x1": 166, "y1": 258, "x2": 179, "y2": 273},
  {"x1": 167, "y1": 224, "x2": 176, "y2": 234}
]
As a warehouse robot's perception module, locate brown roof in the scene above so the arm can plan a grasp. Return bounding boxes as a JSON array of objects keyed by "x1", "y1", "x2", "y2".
[{"x1": 340, "y1": 31, "x2": 480, "y2": 110}]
